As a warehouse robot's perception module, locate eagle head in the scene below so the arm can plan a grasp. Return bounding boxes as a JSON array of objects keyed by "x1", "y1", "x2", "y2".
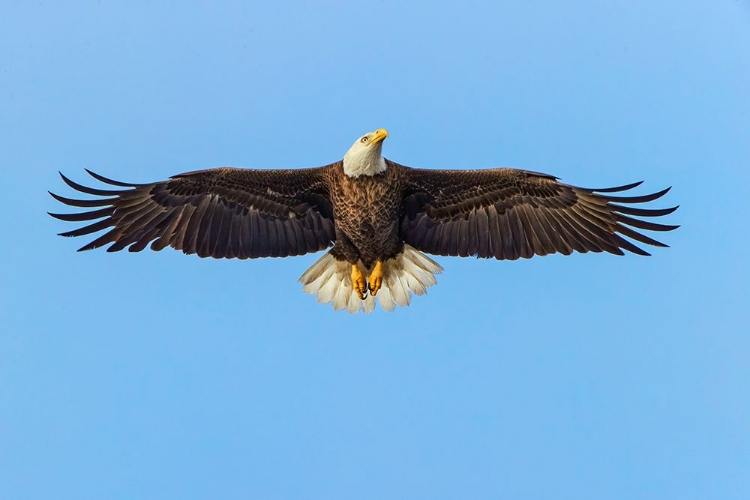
[{"x1": 343, "y1": 128, "x2": 388, "y2": 178}]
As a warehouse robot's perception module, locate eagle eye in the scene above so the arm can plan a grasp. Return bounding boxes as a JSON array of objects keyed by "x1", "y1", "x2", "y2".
[{"x1": 361, "y1": 137, "x2": 369, "y2": 143}]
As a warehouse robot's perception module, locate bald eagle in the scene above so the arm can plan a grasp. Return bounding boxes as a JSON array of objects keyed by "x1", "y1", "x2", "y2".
[{"x1": 50, "y1": 129, "x2": 678, "y2": 313}]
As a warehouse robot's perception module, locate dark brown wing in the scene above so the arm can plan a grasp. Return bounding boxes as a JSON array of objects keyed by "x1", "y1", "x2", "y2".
[
  {"x1": 49, "y1": 166, "x2": 337, "y2": 259},
  {"x1": 398, "y1": 166, "x2": 678, "y2": 259}
]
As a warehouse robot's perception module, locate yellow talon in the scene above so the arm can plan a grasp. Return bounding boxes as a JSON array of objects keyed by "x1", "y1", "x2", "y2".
[
  {"x1": 352, "y1": 264, "x2": 367, "y2": 300},
  {"x1": 368, "y1": 260, "x2": 383, "y2": 297}
]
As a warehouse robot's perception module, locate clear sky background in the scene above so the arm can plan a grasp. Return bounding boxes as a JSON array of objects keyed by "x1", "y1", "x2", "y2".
[{"x1": 2, "y1": 1, "x2": 749, "y2": 498}]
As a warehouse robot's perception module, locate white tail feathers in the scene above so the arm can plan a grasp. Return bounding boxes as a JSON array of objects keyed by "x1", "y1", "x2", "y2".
[{"x1": 299, "y1": 244, "x2": 443, "y2": 313}]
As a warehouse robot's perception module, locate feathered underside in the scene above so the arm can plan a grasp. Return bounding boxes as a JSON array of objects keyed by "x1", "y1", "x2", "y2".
[
  {"x1": 397, "y1": 164, "x2": 679, "y2": 259},
  {"x1": 49, "y1": 167, "x2": 337, "y2": 258},
  {"x1": 49, "y1": 163, "x2": 678, "y2": 264}
]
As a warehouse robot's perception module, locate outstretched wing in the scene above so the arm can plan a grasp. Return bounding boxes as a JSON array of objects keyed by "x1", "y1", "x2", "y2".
[
  {"x1": 399, "y1": 166, "x2": 678, "y2": 259},
  {"x1": 49, "y1": 166, "x2": 337, "y2": 259}
]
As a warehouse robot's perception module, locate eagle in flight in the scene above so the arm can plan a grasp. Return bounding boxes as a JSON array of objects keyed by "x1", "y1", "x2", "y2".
[{"x1": 50, "y1": 129, "x2": 678, "y2": 313}]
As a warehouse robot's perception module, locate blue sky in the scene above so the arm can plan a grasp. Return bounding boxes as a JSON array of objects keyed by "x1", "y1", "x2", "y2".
[{"x1": 2, "y1": 1, "x2": 749, "y2": 498}]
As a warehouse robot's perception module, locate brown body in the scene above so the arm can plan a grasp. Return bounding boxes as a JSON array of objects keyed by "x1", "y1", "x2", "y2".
[{"x1": 326, "y1": 160, "x2": 404, "y2": 268}]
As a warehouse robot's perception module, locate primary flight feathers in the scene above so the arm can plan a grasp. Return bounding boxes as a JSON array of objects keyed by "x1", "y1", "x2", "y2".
[{"x1": 50, "y1": 129, "x2": 678, "y2": 313}]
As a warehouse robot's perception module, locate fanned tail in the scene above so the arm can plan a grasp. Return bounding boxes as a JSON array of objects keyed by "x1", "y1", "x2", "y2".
[{"x1": 299, "y1": 244, "x2": 443, "y2": 314}]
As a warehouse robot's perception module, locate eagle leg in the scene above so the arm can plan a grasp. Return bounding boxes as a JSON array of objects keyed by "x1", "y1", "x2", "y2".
[
  {"x1": 368, "y1": 260, "x2": 384, "y2": 297},
  {"x1": 351, "y1": 264, "x2": 368, "y2": 300}
]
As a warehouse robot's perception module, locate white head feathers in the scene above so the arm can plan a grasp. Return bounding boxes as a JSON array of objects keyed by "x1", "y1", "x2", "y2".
[{"x1": 343, "y1": 128, "x2": 388, "y2": 178}]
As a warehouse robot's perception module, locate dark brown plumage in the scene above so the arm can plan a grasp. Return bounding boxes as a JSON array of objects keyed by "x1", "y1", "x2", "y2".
[
  {"x1": 50, "y1": 162, "x2": 676, "y2": 260},
  {"x1": 50, "y1": 167, "x2": 336, "y2": 259},
  {"x1": 50, "y1": 130, "x2": 678, "y2": 312},
  {"x1": 399, "y1": 166, "x2": 678, "y2": 259}
]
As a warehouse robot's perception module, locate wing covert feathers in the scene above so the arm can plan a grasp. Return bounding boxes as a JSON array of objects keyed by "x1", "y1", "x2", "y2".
[
  {"x1": 49, "y1": 168, "x2": 336, "y2": 258},
  {"x1": 399, "y1": 167, "x2": 678, "y2": 259}
]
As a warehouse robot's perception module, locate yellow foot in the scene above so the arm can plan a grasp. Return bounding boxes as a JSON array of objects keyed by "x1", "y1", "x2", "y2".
[
  {"x1": 368, "y1": 260, "x2": 384, "y2": 297},
  {"x1": 351, "y1": 264, "x2": 367, "y2": 300}
]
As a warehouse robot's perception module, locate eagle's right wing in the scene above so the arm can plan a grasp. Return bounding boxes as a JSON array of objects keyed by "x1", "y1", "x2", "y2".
[
  {"x1": 49, "y1": 166, "x2": 337, "y2": 259},
  {"x1": 398, "y1": 165, "x2": 678, "y2": 260}
]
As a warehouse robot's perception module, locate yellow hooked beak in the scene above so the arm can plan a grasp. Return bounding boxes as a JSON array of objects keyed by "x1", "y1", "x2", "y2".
[{"x1": 370, "y1": 128, "x2": 388, "y2": 145}]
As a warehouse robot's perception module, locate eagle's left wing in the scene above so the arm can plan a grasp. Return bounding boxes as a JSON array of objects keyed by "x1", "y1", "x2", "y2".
[
  {"x1": 49, "y1": 166, "x2": 336, "y2": 259},
  {"x1": 398, "y1": 165, "x2": 678, "y2": 260}
]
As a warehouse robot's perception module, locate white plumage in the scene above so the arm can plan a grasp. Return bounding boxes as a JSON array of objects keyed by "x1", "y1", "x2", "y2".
[{"x1": 299, "y1": 245, "x2": 443, "y2": 314}]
